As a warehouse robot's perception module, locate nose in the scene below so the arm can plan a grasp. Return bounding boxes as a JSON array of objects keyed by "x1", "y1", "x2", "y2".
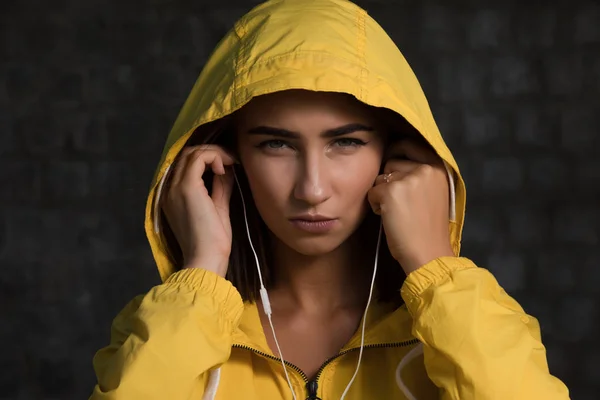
[{"x1": 293, "y1": 152, "x2": 332, "y2": 206}]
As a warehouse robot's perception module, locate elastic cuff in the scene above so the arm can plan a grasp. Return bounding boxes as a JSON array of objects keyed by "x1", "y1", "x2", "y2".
[
  {"x1": 164, "y1": 268, "x2": 244, "y2": 328},
  {"x1": 400, "y1": 257, "x2": 477, "y2": 301}
]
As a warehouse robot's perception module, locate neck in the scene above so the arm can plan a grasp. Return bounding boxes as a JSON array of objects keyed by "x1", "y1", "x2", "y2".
[{"x1": 267, "y1": 231, "x2": 374, "y2": 315}]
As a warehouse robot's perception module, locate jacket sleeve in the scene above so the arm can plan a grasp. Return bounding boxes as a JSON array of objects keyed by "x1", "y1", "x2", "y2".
[
  {"x1": 89, "y1": 268, "x2": 245, "y2": 399},
  {"x1": 400, "y1": 256, "x2": 570, "y2": 400}
]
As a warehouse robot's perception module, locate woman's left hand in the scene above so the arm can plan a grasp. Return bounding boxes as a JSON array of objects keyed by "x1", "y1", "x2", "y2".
[{"x1": 368, "y1": 139, "x2": 454, "y2": 275}]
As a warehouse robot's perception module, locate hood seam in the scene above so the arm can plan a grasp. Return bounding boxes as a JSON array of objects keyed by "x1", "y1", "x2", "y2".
[{"x1": 357, "y1": 8, "x2": 367, "y2": 99}]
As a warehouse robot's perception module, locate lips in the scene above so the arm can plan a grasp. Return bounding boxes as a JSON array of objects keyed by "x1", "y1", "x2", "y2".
[
  {"x1": 289, "y1": 215, "x2": 338, "y2": 233},
  {"x1": 289, "y1": 214, "x2": 335, "y2": 222}
]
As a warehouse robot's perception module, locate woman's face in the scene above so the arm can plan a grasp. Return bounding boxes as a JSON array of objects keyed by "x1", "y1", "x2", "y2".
[{"x1": 235, "y1": 90, "x2": 386, "y2": 256}]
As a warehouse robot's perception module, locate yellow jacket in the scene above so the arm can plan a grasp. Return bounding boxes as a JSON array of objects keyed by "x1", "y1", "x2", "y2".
[{"x1": 90, "y1": 0, "x2": 570, "y2": 398}]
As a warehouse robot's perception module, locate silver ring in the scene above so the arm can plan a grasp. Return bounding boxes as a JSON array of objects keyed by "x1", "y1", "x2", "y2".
[{"x1": 383, "y1": 173, "x2": 392, "y2": 183}]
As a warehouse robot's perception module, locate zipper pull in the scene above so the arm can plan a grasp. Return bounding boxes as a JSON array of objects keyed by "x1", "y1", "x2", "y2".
[{"x1": 305, "y1": 380, "x2": 321, "y2": 400}]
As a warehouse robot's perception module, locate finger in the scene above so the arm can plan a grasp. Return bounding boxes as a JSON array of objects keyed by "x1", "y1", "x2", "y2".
[
  {"x1": 180, "y1": 146, "x2": 237, "y2": 188},
  {"x1": 180, "y1": 149, "x2": 211, "y2": 191},
  {"x1": 212, "y1": 166, "x2": 235, "y2": 223},
  {"x1": 380, "y1": 159, "x2": 423, "y2": 180},
  {"x1": 195, "y1": 145, "x2": 237, "y2": 167},
  {"x1": 374, "y1": 172, "x2": 392, "y2": 187},
  {"x1": 169, "y1": 147, "x2": 196, "y2": 187},
  {"x1": 367, "y1": 182, "x2": 390, "y2": 215},
  {"x1": 173, "y1": 145, "x2": 237, "y2": 183},
  {"x1": 385, "y1": 139, "x2": 442, "y2": 166},
  {"x1": 212, "y1": 154, "x2": 225, "y2": 176}
]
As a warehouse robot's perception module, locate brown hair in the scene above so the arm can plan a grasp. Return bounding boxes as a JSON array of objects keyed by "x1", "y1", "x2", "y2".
[{"x1": 160, "y1": 105, "x2": 414, "y2": 306}]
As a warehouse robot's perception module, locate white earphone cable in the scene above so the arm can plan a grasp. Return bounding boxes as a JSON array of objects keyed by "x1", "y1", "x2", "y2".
[
  {"x1": 234, "y1": 168, "x2": 385, "y2": 400},
  {"x1": 234, "y1": 170, "x2": 298, "y2": 400},
  {"x1": 339, "y1": 219, "x2": 383, "y2": 399}
]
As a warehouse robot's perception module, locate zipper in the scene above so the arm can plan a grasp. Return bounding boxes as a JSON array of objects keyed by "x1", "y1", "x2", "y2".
[
  {"x1": 306, "y1": 380, "x2": 320, "y2": 400},
  {"x1": 233, "y1": 338, "x2": 419, "y2": 399},
  {"x1": 232, "y1": 344, "x2": 309, "y2": 381}
]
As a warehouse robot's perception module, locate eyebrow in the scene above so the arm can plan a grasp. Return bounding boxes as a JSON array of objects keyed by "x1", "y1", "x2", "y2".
[{"x1": 246, "y1": 123, "x2": 375, "y2": 139}]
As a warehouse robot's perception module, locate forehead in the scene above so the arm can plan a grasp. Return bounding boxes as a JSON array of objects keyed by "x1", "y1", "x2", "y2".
[{"x1": 234, "y1": 89, "x2": 378, "y2": 131}]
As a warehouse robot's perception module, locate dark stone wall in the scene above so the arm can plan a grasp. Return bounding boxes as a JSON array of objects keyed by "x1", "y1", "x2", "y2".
[{"x1": 1, "y1": 0, "x2": 599, "y2": 398}]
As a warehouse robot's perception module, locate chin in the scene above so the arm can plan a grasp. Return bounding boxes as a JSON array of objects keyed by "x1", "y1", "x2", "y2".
[
  {"x1": 290, "y1": 241, "x2": 340, "y2": 256},
  {"x1": 280, "y1": 231, "x2": 351, "y2": 256}
]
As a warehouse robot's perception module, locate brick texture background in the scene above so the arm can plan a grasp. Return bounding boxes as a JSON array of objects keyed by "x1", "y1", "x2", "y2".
[{"x1": 1, "y1": 0, "x2": 599, "y2": 398}]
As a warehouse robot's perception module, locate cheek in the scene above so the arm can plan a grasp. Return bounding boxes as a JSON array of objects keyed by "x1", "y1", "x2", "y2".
[
  {"x1": 243, "y1": 158, "x2": 291, "y2": 209},
  {"x1": 334, "y1": 153, "x2": 382, "y2": 201},
  {"x1": 337, "y1": 172, "x2": 376, "y2": 205}
]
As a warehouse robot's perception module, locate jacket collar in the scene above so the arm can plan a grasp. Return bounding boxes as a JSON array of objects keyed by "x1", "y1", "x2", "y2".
[{"x1": 232, "y1": 299, "x2": 415, "y2": 355}]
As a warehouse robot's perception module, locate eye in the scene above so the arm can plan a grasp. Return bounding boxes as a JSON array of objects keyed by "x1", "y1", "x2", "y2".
[
  {"x1": 332, "y1": 138, "x2": 368, "y2": 148},
  {"x1": 257, "y1": 140, "x2": 291, "y2": 150}
]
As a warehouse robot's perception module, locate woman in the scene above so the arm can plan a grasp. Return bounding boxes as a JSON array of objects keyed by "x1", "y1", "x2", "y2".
[{"x1": 90, "y1": 0, "x2": 570, "y2": 399}]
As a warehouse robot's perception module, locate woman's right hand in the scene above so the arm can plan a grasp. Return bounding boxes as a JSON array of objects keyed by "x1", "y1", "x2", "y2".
[{"x1": 161, "y1": 145, "x2": 237, "y2": 277}]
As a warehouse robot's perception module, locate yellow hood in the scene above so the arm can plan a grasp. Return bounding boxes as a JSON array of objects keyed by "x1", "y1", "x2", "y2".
[{"x1": 145, "y1": 0, "x2": 466, "y2": 282}]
